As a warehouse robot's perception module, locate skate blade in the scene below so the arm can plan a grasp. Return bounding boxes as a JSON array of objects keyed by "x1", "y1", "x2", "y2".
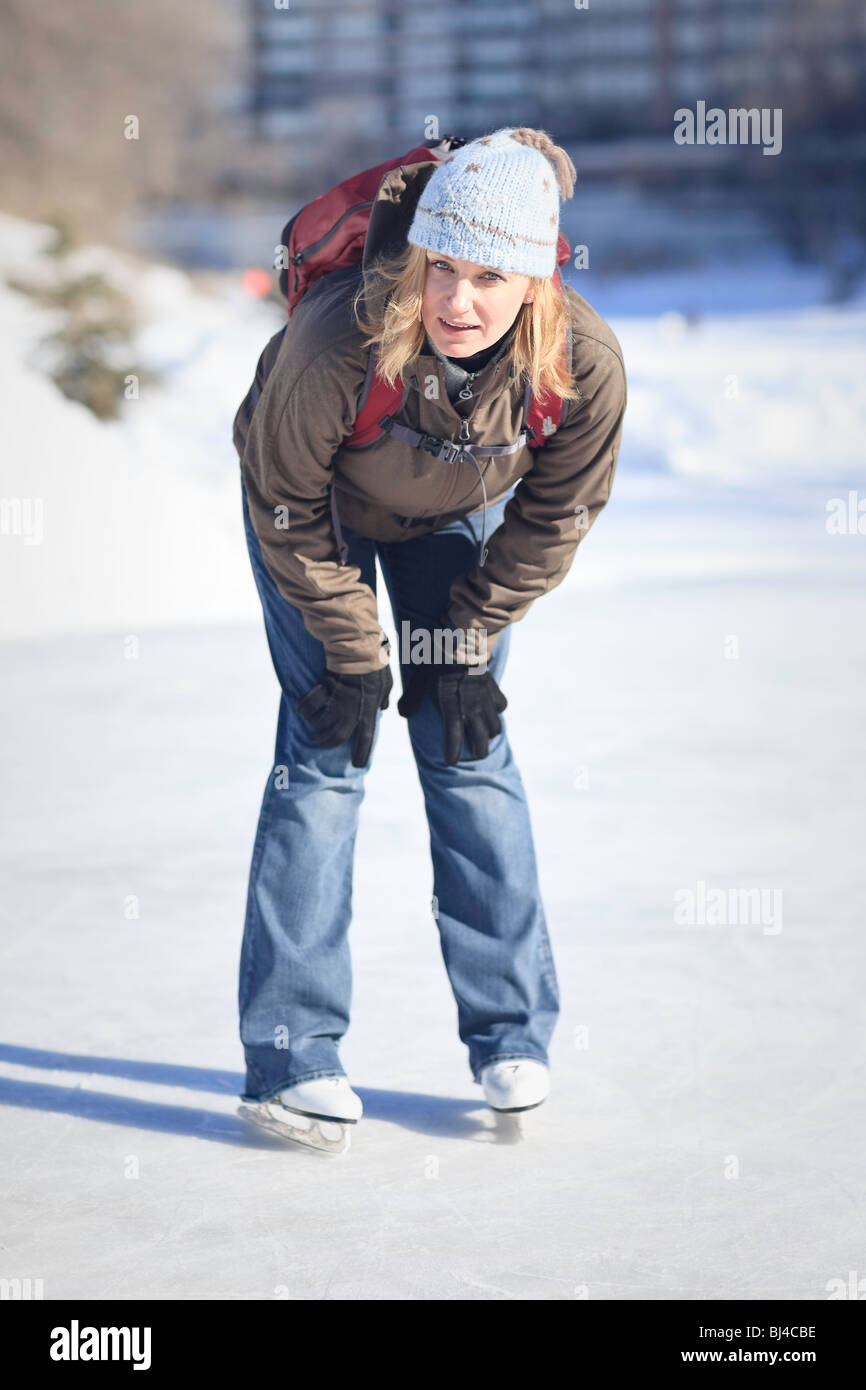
[{"x1": 237, "y1": 1101, "x2": 351, "y2": 1155}]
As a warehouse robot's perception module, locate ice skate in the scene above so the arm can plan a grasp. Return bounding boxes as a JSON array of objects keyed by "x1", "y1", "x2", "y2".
[
  {"x1": 479, "y1": 1059, "x2": 550, "y2": 1114},
  {"x1": 237, "y1": 1076, "x2": 363, "y2": 1155}
]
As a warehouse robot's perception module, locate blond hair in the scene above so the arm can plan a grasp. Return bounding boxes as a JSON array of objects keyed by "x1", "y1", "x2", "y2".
[{"x1": 352, "y1": 242, "x2": 580, "y2": 404}]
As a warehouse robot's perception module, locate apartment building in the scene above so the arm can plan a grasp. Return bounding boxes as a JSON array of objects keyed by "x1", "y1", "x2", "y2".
[{"x1": 244, "y1": 0, "x2": 864, "y2": 164}]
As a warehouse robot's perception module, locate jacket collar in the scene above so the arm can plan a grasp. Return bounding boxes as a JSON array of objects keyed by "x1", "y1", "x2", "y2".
[
  {"x1": 405, "y1": 353, "x2": 516, "y2": 401},
  {"x1": 362, "y1": 161, "x2": 436, "y2": 276}
]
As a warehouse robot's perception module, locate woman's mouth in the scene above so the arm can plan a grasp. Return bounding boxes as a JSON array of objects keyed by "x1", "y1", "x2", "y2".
[{"x1": 439, "y1": 318, "x2": 479, "y2": 334}]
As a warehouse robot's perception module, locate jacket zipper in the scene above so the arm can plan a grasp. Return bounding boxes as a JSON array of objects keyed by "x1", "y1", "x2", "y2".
[
  {"x1": 436, "y1": 413, "x2": 476, "y2": 514},
  {"x1": 438, "y1": 366, "x2": 487, "y2": 507}
]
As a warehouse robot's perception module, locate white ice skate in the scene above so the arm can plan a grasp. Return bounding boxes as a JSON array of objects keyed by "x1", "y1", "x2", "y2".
[
  {"x1": 479, "y1": 1059, "x2": 550, "y2": 1113},
  {"x1": 238, "y1": 1076, "x2": 363, "y2": 1155}
]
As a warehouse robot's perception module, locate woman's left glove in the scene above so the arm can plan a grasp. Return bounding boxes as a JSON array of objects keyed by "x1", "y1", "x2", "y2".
[
  {"x1": 296, "y1": 666, "x2": 393, "y2": 769},
  {"x1": 397, "y1": 659, "x2": 507, "y2": 765}
]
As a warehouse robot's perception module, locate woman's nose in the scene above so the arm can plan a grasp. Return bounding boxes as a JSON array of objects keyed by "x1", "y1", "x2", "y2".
[{"x1": 447, "y1": 280, "x2": 473, "y2": 312}]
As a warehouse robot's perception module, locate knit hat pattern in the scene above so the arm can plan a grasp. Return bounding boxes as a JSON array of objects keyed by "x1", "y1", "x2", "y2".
[{"x1": 407, "y1": 127, "x2": 562, "y2": 279}]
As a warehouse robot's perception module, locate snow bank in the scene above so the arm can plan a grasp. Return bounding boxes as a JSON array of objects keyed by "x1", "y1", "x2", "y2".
[
  {"x1": 0, "y1": 213, "x2": 277, "y2": 642},
  {"x1": 616, "y1": 303, "x2": 866, "y2": 493}
]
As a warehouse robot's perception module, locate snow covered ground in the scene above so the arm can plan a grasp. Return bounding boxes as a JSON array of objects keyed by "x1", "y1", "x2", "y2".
[{"x1": 1, "y1": 214, "x2": 864, "y2": 1299}]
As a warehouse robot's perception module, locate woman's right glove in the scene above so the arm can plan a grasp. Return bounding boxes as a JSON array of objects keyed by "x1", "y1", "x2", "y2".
[{"x1": 296, "y1": 665, "x2": 393, "y2": 769}]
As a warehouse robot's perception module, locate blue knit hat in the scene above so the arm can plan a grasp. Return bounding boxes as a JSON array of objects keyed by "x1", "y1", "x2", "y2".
[{"x1": 406, "y1": 127, "x2": 572, "y2": 279}]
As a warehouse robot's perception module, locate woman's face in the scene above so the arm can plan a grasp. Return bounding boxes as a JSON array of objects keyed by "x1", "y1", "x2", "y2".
[{"x1": 421, "y1": 252, "x2": 535, "y2": 357}]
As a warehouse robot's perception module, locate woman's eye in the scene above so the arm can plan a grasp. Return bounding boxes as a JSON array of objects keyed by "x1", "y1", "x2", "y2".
[{"x1": 430, "y1": 261, "x2": 501, "y2": 283}]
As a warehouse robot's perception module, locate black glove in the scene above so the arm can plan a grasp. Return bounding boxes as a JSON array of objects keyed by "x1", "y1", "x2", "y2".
[
  {"x1": 397, "y1": 630, "x2": 507, "y2": 766},
  {"x1": 296, "y1": 664, "x2": 393, "y2": 768}
]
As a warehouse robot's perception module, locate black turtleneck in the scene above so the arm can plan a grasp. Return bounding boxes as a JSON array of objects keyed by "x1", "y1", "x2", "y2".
[{"x1": 442, "y1": 319, "x2": 516, "y2": 372}]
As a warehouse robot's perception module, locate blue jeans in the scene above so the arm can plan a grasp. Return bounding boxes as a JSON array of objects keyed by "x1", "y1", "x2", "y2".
[{"x1": 238, "y1": 475, "x2": 560, "y2": 1102}]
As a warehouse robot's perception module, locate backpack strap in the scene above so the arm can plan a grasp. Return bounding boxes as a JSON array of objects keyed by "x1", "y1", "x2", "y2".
[
  {"x1": 379, "y1": 405, "x2": 530, "y2": 464},
  {"x1": 525, "y1": 386, "x2": 562, "y2": 446},
  {"x1": 525, "y1": 319, "x2": 574, "y2": 446},
  {"x1": 345, "y1": 350, "x2": 408, "y2": 447}
]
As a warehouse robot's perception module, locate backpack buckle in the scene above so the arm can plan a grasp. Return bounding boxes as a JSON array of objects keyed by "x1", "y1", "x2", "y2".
[{"x1": 423, "y1": 436, "x2": 462, "y2": 464}]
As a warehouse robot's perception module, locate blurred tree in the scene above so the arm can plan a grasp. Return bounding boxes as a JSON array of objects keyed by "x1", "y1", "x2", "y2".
[
  {"x1": 7, "y1": 231, "x2": 161, "y2": 420},
  {"x1": 0, "y1": 0, "x2": 242, "y2": 240}
]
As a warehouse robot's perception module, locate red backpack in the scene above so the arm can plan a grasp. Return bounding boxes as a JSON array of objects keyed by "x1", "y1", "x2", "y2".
[{"x1": 276, "y1": 136, "x2": 573, "y2": 456}]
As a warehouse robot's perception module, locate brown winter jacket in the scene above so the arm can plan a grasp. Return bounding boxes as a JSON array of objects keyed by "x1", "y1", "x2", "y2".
[{"x1": 233, "y1": 160, "x2": 627, "y2": 675}]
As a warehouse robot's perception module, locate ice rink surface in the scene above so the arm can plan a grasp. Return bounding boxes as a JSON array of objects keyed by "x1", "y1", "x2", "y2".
[{"x1": 2, "y1": 530, "x2": 864, "y2": 1300}]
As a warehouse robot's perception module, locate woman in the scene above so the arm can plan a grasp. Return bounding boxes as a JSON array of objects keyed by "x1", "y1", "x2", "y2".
[{"x1": 233, "y1": 127, "x2": 627, "y2": 1150}]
